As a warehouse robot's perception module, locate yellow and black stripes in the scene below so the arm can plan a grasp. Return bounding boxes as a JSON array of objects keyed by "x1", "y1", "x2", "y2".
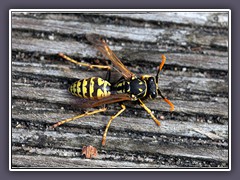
[
  {"x1": 113, "y1": 80, "x2": 130, "y2": 94},
  {"x1": 69, "y1": 77, "x2": 111, "y2": 99}
]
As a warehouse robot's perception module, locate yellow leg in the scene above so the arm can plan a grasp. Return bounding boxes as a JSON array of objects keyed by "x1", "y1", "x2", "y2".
[
  {"x1": 58, "y1": 53, "x2": 111, "y2": 70},
  {"x1": 138, "y1": 99, "x2": 161, "y2": 126},
  {"x1": 102, "y1": 104, "x2": 126, "y2": 146},
  {"x1": 51, "y1": 107, "x2": 107, "y2": 128}
]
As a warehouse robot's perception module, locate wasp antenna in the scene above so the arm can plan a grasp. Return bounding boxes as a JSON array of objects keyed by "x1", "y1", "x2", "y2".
[
  {"x1": 156, "y1": 54, "x2": 166, "y2": 83},
  {"x1": 158, "y1": 89, "x2": 174, "y2": 111},
  {"x1": 164, "y1": 98, "x2": 174, "y2": 111},
  {"x1": 159, "y1": 55, "x2": 166, "y2": 71}
]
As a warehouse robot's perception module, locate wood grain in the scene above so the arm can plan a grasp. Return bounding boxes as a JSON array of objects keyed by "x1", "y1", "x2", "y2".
[{"x1": 11, "y1": 11, "x2": 229, "y2": 169}]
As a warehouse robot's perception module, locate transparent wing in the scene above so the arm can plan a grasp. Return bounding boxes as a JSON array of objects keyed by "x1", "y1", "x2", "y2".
[
  {"x1": 73, "y1": 93, "x2": 132, "y2": 108},
  {"x1": 86, "y1": 33, "x2": 135, "y2": 80}
]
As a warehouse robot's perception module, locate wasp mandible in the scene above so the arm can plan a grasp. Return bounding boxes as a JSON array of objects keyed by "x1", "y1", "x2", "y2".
[{"x1": 52, "y1": 34, "x2": 174, "y2": 146}]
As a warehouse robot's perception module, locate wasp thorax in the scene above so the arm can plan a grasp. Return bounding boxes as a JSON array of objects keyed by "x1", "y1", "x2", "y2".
[
  {"x1": 129, "y1": 78, "x2": 147, "y2": 98},
  {"x1": 113, "y1": 77, "x2": 147, "y2": 98}
]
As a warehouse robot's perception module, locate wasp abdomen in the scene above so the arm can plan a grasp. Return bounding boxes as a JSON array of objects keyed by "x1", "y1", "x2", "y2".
[{"x1": 69, "y1": 77, "x2": 111, "y2": 99}]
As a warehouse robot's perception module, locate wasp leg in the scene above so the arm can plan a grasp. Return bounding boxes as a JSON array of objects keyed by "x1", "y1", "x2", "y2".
[
  {"x1": 58, "y1": 53, "x2": 111, "y2": 70},
  {"x1": 102, "y1": 104, "x2": 126, "y2": 146},
  {"x1": 51, "y1": 107, "x2": 107, "y2": 128},
  {"x1": 105, "y1": 66, "x2": 111, "y2": 82},
  {"x1": 138, "y1": 99, "x2": 161, "y2": 126}
]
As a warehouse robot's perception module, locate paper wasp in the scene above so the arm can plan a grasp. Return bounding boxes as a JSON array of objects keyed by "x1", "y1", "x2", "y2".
[{"x1": 52, "y1": 34, "x2": 174, "y2": 146}]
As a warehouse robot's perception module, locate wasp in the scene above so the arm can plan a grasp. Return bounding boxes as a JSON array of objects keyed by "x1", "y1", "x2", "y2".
[{"x1": 52, "y1": 34, "x2": 174, "y2": 146}]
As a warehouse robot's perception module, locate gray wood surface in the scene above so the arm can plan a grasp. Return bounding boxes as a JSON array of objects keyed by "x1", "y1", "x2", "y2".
[{"x1": 11, "y1": 11, "x2": 229, "y2": 169}]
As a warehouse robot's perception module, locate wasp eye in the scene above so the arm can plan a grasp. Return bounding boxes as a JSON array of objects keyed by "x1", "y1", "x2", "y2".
[
  {"x1": 151, "y1": 91, "x2": 157, "y2": 99},
  {"x1": 149, "y1": 77, "x2": 154, "y2": 82}
]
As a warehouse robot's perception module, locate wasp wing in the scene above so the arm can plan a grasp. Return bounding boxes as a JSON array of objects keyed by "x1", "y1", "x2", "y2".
[
  {"x1": 86, "y1": 33, "x2": 135, "y2": 80},
  {"x1": 73, "y1": 93, "x2": 132, "y2": 108}
]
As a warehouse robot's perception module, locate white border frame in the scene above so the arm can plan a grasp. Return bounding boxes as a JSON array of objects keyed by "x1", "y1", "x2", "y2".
[{"x1": 9, "y1": 9, "x2": 231, "y2": 171}]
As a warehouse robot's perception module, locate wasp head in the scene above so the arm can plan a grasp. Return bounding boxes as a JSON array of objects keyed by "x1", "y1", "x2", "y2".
[{"x1": 141, "y1": 76, "x2": 158, "y2": 99}]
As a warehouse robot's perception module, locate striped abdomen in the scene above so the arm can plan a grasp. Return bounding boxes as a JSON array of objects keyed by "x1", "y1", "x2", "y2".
[{"x1": 69, "y1": 77, "x2": 111, "y2": 99}]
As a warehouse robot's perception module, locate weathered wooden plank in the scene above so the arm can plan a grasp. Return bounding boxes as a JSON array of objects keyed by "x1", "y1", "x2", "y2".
[
  {"x1": 11, "y1": 11, "x2": 229, "y2": 169},
  {"x1": 12, "y1": 85, "x2": 228, "y2": 118},
  {"x1": 12, "y1": 128, "x2": 228, "y2": 165},
  {"x1": 94, "y1": 12, "x2": 229, "y2": 28},
  {"x1": 12, "y1": 61, "x2": 228, "y2": 96},
  {"x1": 11, "y1": 14, "x2": 228, "y2": 47},
  {"x1": 12, "y1": 154, "x2": 180, "y2": 168},
  {"x1": 12, "y1": 107, "x2": 228, "y2": 139},
  {"x1": 12, "y1": 38, "x2": 228, "y2": 72},
  {"x1": 12, "y1": 12, "x2": 228, "y2": 28}
]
